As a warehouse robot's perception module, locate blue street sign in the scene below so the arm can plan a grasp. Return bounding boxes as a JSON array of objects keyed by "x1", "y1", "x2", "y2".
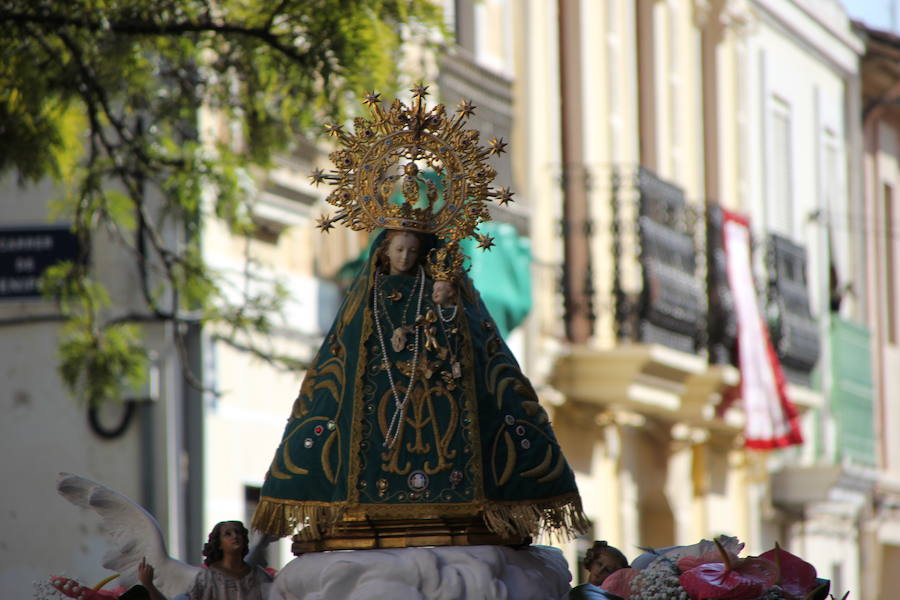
[{"x1": 0, "y1": 226, "x2": 81, "y2": 299}]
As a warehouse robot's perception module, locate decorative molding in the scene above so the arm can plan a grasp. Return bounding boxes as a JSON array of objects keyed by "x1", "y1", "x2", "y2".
[{"x1": 548, "y1": 343, "x2": 739, "y2": 432}]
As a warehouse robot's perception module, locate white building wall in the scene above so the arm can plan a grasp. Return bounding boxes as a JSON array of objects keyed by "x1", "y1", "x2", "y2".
[{"x1": 0, "y1": 176, "x2": 185, "y2": 597}]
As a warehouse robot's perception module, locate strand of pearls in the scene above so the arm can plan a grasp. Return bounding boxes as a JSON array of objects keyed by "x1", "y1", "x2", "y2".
[
  {"x1": 374, "y1": 265, "x2": 426, "y2": 448},
  {"x1": 438, "y1": 304, "x2": 458, "y2": 322}
]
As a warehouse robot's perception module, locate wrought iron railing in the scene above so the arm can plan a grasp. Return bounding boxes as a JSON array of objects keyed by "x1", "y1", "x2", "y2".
[
  {"x1": 765, "y1": 233, "x2": 821, "y2": 382},
  {"x1": 611, "y1": 166, "x2": 705, "y2": 354},
  {"x1": 706, "y1": 204, "x2": 738, "y2": 364}
]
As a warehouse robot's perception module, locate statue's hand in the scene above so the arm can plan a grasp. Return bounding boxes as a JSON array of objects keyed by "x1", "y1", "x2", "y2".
[{"x1": 138, "y1": 557, "x2": 155, "y2": 588}]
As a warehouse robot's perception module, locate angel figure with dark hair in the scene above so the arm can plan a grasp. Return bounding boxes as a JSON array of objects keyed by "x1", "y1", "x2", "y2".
[{"x1": 139, "y1": 521, "x2": 272, "y2": 600}]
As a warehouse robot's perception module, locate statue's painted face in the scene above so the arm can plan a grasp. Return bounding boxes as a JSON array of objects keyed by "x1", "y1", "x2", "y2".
[
  {"x1": 432, "y1": 280, "x2": 456, "y2": 305},
  {"x1": 587, "y1": 552, "x2": 626, "y2": 587},
  {"x1": 386, "y1": 232, "x2": 421, "y2": 275},
  {"x1": 218, "y1": 522, "x2": 246, "y2": 554}
]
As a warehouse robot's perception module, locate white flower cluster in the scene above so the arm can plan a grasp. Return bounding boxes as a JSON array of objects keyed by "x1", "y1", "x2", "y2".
[
  {"x1": 629, "y1": 556, "x2": 688, "y2": 600},
  {"x1": 32, "y1": 578, "x2": 65, "y2": 600}
]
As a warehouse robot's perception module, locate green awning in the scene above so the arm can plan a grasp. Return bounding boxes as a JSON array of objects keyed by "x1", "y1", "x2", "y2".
[{"x1": 462, "y1": 222, "x2": 532, "y2": 336}]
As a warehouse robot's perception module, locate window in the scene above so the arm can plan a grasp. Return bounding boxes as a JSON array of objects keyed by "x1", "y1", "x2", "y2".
[
  {"x1": 769, "y1": 98, "x2": 793, "y2": 236},
  {"x1": 666, "y1": 0, "x2": 681, "y2": 176},
  {"x1": 451, "y1": 0, "x2": 511, "y2": 74},
  {"x1": 823, "y1": 130, "x2": 841, "y2": 314}
]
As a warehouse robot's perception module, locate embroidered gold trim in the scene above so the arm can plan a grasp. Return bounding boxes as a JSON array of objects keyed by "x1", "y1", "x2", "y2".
[
  {"x1": 521, "y1": 445, "x2": 553, "y2": 479},
  {"x1": 321, "y1": 431, "x2": 338, "y2": 484},
  {"x1": 537, "y1": 455, "x2": 566, "y2": 484}
]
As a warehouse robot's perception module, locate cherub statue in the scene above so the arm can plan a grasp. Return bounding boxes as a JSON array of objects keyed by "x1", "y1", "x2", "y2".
[
  {"x1": 431, "y1": 279, "x2": 457, "y2": 308},
  {"x1": 563, "y1": 541, "x2": 629, "y2": 600},
  {"x1": 140, "y1": 521, "x2": 272, "y2": 600},
  {"x1": 56, "y1": 473, "x2": 273, "y2": 599}
]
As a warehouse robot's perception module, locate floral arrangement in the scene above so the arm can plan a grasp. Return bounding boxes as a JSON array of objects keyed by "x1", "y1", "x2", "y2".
[{"x1": 601, "y1": 536, "x2": 849, "y2": 600}]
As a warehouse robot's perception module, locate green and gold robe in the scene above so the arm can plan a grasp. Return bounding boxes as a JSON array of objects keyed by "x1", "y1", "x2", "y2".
[{"x1": 252, "y1": 232, "x2": 587, "y2": 547}]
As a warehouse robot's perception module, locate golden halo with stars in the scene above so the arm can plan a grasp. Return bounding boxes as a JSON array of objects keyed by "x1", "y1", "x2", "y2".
[{"x1": 311, "y1": 84, "x2": 513, "y2": 250}]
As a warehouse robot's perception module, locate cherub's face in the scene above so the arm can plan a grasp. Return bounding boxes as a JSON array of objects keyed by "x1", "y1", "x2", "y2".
[
  {"x1": 386, "y1": 232, "x2": 421, "y2": 275},
  {"x1": 587, "y1": 552, "x2": 627, "y2": 587},
  {"x1": 219, "y1": 522, "x2": 245, "y2": 554},
  {"x1": 432, "y1": 280, "x2": 456, "y2": 305}
]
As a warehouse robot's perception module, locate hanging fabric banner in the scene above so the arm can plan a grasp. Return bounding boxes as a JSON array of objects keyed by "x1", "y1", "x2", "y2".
[{"x1": 723, "y1": 210, "x2": 803, "y2": 449}]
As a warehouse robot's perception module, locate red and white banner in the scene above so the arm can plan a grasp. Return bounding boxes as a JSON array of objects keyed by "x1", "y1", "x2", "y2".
[{"x1": 722, "y1": 210, "x2": 803, "y2": 449}]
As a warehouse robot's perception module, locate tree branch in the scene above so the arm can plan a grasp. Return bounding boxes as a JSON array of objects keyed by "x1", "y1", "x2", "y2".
[{"x1": 2, "y1": 9, "x2": 316, "y2": 67}]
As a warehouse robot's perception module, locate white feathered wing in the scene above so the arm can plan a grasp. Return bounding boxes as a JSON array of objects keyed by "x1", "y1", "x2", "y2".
[{"x1": 56, "y1": 472, "x2": 202, "y2": 598}]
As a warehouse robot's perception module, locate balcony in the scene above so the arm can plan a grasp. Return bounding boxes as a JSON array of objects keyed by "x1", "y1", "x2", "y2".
[
  {"x1": 765, "y1": 233, "x2": 821, "y2": 385},
  {"x1": 550, "y1": 166, "x2": 738, "y2": 426},
  {"x1": 611, "y1": 166, "x2": 706, "y2": 355},
  {"x1": 552, "y1": 165, "x2": 824, "y2": 429}
]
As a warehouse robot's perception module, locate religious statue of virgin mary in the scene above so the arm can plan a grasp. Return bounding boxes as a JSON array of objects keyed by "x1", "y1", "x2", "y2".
[{"x1": 252, "y1": 87, "x2": 588, "y2": 552}]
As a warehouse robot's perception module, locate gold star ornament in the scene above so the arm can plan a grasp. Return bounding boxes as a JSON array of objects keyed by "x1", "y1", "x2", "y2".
[
  {"x1": 363, "y1": 91, "x2": 383, "y2": 106},
  {"x1": 323, "y1": 123, "x2": 344, "y2": 137},
  {"x1": 410, "y1": 83, "x2": 430, "y2": 98},
  {"x1": 488, "y1": 137, "x2": 508, "y2": 155},
  {"x1": 316, "y1": 214, "x2": 336, "y2": 233},
  {"x1": 494, "y1": 187, "x2": 514, "y2": 206},
  {"x1": 309, "y1": 168, "x2": 326, "y2": 186},
  {"x1": 476, "y1": 234, "x2": 495, "y2": 251},
  {"x1": 456, "y1": 99, "x2": 476, "y2": 118}
]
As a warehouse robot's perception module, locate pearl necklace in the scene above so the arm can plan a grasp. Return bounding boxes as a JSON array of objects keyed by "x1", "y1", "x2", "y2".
[
  {"x1": 373, "y1": 265, "x2": 425, "y2": 448},
  {"x1": 438, "y1": 304, "x2": 458, "y2": 322}
]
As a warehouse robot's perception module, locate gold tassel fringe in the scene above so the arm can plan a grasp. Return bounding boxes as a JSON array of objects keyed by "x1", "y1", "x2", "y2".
[
  {"x1": 252, "y1": 493, "x2": 590, "y2": 544},
  {"x1": 251, "y1": 498, "x2": 347, "y2": 539},
  {"x1": 482, "y1": 493, "x2": 590, "y2": 544}
]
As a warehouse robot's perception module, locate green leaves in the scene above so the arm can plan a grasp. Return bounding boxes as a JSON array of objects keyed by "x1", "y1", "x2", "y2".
[
  {"x1": 59, "y1": 319, "x2": 148, "y2": 408},
  {"x1": 1, "y1": 0, "x2": 445, "y2": 405},
  {"x1": 42, "y1": 262, "x2": 147, "y2": 407}
]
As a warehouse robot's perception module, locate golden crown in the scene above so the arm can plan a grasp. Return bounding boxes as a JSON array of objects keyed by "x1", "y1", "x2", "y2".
[
  {"x1": 312, "y1": 84, "x2": 513, "y2": 251},
  {"x1": 427, "y1": 242, "x2": 466, "y2": 283}
]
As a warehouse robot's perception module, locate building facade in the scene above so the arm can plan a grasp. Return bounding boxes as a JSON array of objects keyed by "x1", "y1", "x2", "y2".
[
  {"x1": 859, "y1": 22, "x2": 900, "y2": 599},
  {"x1": 2, "y1": 1, "x2": 898, "y2": 598}
]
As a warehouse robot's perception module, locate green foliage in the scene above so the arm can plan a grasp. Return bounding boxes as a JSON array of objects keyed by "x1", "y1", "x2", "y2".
[
  {"x1": 42, "y1": 261, "x2": 148, "y2": 406},
  {"x1": 1, "y1": 0, "x2": 445, "y2": 404},
  {"x1": 59, "y1": 319, "x2": 148, "y2": 409}
]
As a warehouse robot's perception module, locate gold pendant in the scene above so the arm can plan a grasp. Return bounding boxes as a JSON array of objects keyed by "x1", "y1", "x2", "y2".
[{"x1": 391, "y1": 327, "x2": 408, "y2": 353}]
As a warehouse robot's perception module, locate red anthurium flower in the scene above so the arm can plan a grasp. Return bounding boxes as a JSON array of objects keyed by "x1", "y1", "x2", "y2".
[
  {"x1": 50, "y1": 576, "x2": 122, "y2": 599},
  {"x1": 677, "y1": 548, "x2": 735, "y2": 573},
  {"x1": 601, "y1": 567, "x2": 638, "y2": 599},
  {"x1": 759, "y1": 545, "x2": 818, "y2": 599},
  {"x1": 679, "y1": 539, "x2": 777, "y2": 600},
  {"x1": 674, "y1": 536, "x2": 745, "y2": 572}
]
